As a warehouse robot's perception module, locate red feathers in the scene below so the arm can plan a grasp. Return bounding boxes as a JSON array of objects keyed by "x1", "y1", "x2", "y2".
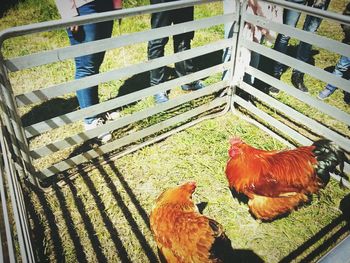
[
  {"x1": 225, "y1": 139, "x2": 327, "y2": 220},
  {"x1": 150, "y1": 182, "x2": 234, "y2": 262}
]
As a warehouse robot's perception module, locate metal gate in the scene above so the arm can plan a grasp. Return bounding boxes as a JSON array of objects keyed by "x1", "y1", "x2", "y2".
[
  {"x1": 234, "y1": 1, "x2": 350, "y2": 189},
  {"x1": 0, "y1": 118, "x2": 35, "y2": 262},
  {"x1": 0, "y1": 0, "x2": 238, "y2": 184},
  {"x1": 0, "y1": 0, "x2": 349, "y2": 261}
]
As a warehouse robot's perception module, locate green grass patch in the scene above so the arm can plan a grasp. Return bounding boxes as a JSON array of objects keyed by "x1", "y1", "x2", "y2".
[{"x1": 1, "y1": 0, "x2": 349, "y2": 262}]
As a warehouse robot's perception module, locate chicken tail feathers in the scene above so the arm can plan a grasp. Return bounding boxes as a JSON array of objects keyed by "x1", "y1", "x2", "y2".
[{"x1": 312, "y1": 139, "x2": 349, "y2": 186}]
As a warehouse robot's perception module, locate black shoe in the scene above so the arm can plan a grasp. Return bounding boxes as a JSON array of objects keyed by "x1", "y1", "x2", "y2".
[
  {"x1": 269, "y1": 86, "x2": 280, "y2": 94},
  {"x1": 181, "y1": 80, "x2": 205, "y2": 91},
  {"x1": 344, "y1": 91, "x2": 350, "y2": 105},
  {"x1": 291, "y1": 72, "x2": 308, "y2": 93},
  {"x1": 269, "y1": 73, "x2": 281, "y2": 94}
]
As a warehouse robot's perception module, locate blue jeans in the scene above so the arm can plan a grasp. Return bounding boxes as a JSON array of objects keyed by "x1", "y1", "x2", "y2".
[
  {"x1": 325, "y1": 55, "x2": 350, "y2": 92},
  {"x1": 273, "y1": 0, "x2": 330, "y2": 75},
  {"x1": 68, "y1": 1, "x2": 113, "y2": 124}
]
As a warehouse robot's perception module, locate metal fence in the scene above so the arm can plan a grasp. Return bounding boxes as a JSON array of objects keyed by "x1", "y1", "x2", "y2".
[
  {"x1": 233, "y1": 0, "x2": 350, "y2": 186},
  {"x1": 0, "y1": 0, "x2": 238, "y2": 183},
  {"x1": 0, "y1": 0, "x2": 349, "y2": 261},
  {"x1": 0, "y1": 118, "x2": 35, "y2": 262}
]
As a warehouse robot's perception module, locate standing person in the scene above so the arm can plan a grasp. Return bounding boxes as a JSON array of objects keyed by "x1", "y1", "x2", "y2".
[
  {"x1": 222, "y1": 0, "x2": 282, "y2": 86},
  {"x1": 270, "y1": 0, "x2": 330, "y2": 93},
  {"x1": 55, "y1": 0, "x2": 122, "y2": 143},
  {"x1": 148, "y1": 0, "x2": 205, "y2": 104},
  {"x1": 318, "y1": 2, "x2": 350, "y2": 104}
]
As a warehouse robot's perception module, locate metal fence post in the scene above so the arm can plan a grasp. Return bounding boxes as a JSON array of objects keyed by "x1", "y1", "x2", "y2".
[{"x1": 0, "y1": 55, "x2": 38, "y2": 185}]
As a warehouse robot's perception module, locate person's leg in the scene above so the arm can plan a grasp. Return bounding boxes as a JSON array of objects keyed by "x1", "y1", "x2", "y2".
[
  {"x1": 272, "y1": 0, "x2": 303, "y2": 76},
  {"x1": 269, "y1": 0, "x2": 303, "y2": 93},
  {"x1": 243, "y1": 51, "x2": 261, "y2": 86},
  {"x1": 69, "y1": 2, "x2": 113, "y2": 124},
  {"x1": 172, "y1": 6, "x2": 204, "y2": 91},
  {"x1": 318, "y1": 55, "x2": 350, "y2": 99},
  {"x1": 172, "y1": 6, "x2": 194, "y2": 77},
  {"x1": 292, "y1": 0, "x2": 329, "y2": 92},
  {"x1": 148, "y1": 0, "x2": 171, "y2": 103}
]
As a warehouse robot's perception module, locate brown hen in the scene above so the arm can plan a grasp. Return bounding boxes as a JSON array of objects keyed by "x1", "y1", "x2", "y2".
[{"x1": 150, "y1": 182, "x2": 234, "y2": 263}]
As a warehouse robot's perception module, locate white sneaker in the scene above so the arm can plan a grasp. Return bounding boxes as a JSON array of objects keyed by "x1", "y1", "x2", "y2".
[
  {"x1": 105, "y1": 110, "x2": 120, "y2": 121},
  {"x1": 84, "y1": 118, "x2": 112, "y2": 143}
]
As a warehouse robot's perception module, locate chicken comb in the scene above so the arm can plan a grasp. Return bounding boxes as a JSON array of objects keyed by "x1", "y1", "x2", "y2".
[
  {"x1": 183, "y1": 181, "x2": 197, "y2": 192},
  {"x1": 186, "y1": 181, "x2": 197, "y2": 188},
  {"x1": 229, "y1": 137, "x2": 242, "y2": 145}
]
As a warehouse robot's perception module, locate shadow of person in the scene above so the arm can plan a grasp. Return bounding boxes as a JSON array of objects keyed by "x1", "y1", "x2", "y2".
[
  {"x1": 116, "y1": 48, "x2": 222, "y2": 101},
  {"x1": 116, "y1": 71, "x2": 150, "y2": 98},
  {"x1": 0, "y1": 0, "x2": 19, "y2": 17},
  {"x1": 193, "y1": 49, "x2": 223, "y2": 71},
  {"x1": 340, "y1": 193, "x2": 350, "y2": 223},
  {"x1": 21, "y1": 97, "x2": 78, "y2": 127},
  {"x1": 323, "y1": 65, "x2": 336, "y2": 74},
  {"x1": 232, "y1": 249, "x2": 264, "y2": 263}
]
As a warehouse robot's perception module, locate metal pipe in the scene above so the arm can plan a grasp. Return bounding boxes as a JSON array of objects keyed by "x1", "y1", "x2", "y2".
[{"x1": 0, "y1": 0, "x2": 220, "y2": 46}]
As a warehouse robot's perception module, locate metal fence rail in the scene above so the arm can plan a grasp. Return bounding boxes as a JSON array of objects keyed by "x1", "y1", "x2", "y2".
[
  {"x1": 0, "y1": 119, "x2": 35, "y2": 262},
  {"x1": 233, "y1": 0, "x2": 350, "y2": 178},
  {"x1": 0, "y1": 0, "x2": 238, "y2": 180},
  {"x1": 0, "y1": 0, "x2": 349, "y2": 261}
]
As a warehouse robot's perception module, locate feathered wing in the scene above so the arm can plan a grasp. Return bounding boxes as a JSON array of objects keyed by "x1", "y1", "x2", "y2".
[
  {"x1": 153, "y1": 211, "x2": 232, "y2": 263},
  {"x1": 227, "y1": 146, "x2": 320, "y2": 196},
  {"x1": 226, "y1": 145, "x2": 322, "y2": 220},
  {"x1": 250, "y1": 147, "x2": 321, "y2": 197}
]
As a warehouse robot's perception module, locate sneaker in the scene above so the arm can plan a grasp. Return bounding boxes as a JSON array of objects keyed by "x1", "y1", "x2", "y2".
[
  {"x1": 181, "y1": 80, "x2": 205, "y2": 91},
  {"x1": 318, "y1": 88, "x2": 335, "y2": 100},
  {"x1": 105, "y1": 110, "x2": 120, "y2": 121},
  {"x1": 84, "y1": 118, "x2": 112, "y2": 143},
  {"x1": 268, "y1": 72, "x2": 281, "y2": 94},
  {"x1": 154, "y1": 92, "x2": 169, "y2": 104}
]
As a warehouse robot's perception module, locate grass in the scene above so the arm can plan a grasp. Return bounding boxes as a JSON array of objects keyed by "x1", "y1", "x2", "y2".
[
  {"x1": 26, "y1": 114, "x2": 349, "y2": 262},
  {"x1": 1, "y1": 0, "x2": 350, "y2": 262}
]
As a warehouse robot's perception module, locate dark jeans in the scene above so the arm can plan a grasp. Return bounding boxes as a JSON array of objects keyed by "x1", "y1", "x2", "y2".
[
  {"x1": 273, "y1": 0, "x2": 330, "y2": 76},
  {"x1": 68, "y1": 1, "x2": 113, "y2": 124},
  {"x1": 325, "y1": 55, "x2": 350, "y2": 92},
  {"x1": 148, "y1": 0, "x2": 195, "y2": 86}
]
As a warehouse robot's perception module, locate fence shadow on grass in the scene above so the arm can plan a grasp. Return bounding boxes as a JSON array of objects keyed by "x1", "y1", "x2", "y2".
[
  {"x1": 102, "y1": 158, "x2": 264, "y2": 263},
  {"x1": 279, "y1": 194, "x2": 350, "y2": 263},
  {"x1": 52, "y1": 184, "x2": 89, "y2": 263},
  {"x1": 25, "y1": 161, "x2": 267, "y2": 262},
  {"x1": 100, "y1": 160, "x2": 159, "y2": 262},
  {"x1": 24, "y1": 182, "x2": 64, "y2": 263},
  {"x1": 67, "y1": 173, "x2": 134, "y2": 262}
]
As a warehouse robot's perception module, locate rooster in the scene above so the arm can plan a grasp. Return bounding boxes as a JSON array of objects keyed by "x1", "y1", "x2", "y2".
[
  {"x1": 225, "y1": 138, "x2": 348, "y2": 221},
  {"x1": 150, "y1": 182, "x2": 234, "y2": 263}
]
